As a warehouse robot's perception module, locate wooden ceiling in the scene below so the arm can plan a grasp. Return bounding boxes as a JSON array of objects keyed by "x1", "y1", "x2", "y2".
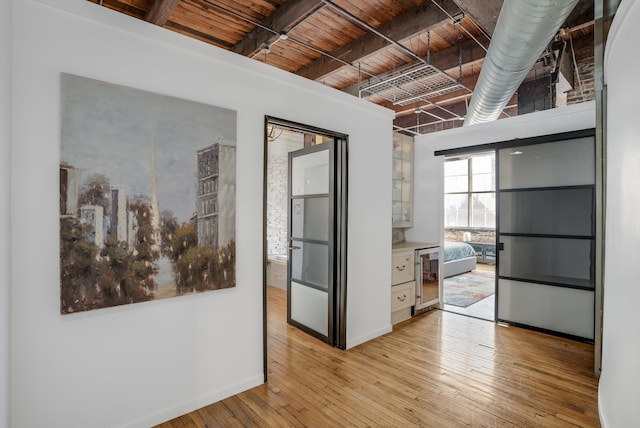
[{"x1": 89, "y1": 0, "x2": 595, "y2": 134}]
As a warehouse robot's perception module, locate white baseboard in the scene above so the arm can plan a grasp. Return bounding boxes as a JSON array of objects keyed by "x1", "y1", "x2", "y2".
[
  {"x1": 598, "y1": 387, "x2": 608, "y2": 428},
  {"x1": 120, "y1": 374, "x2": 265, "y2": 428},
  {"x1": 347, "y1": 325, "x2": 392, "y2": 349}
]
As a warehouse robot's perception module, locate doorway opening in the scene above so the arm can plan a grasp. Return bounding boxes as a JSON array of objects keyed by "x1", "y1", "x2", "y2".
[
  {"x1": 442, "y1": 151, "x2": 496, "y2": 322},
  {"x1": 263, "y1": 117, "x2": 348, "y2": 379}
]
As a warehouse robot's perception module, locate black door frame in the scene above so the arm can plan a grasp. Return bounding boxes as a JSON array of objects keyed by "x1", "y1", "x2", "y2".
[{"x1": 262, "y1": 116, "x2": 348, "y2": 381}]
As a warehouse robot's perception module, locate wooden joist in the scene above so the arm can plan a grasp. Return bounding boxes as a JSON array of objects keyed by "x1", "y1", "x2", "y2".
[{"x1": 145, "y1": 0, "x2": 181, "y2": 26}]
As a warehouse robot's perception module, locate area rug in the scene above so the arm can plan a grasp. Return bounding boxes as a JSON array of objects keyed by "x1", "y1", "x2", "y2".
[{"x1": 443, "y1": 270, "x2": 495, "y2": 308}]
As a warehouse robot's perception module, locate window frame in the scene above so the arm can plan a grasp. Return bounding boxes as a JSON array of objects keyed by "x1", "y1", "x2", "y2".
[{"x1": 444, "y1": 152, "x2": 496, "y2": 229}]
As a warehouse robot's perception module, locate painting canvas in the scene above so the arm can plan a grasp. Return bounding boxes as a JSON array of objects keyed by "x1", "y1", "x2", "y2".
[{"x1": 59, "y1": 73, "x2": 237, "y2": 314}]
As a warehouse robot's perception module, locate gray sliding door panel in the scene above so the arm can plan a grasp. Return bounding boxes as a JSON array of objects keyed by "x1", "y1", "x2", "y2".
[
  {"x1": 497, "y1": 134, "x2": 596, "y2": 340},
  {"x1": 498, "y1": 136, "x2": 595, "y2": 189},
  {"x1": 498, "y1": 280, "x2": 594, "y2": 340},
  {"x1": 499, "y1": 188, "x2": 593, "y2": 236},
  {"x1": 499, "y1": 236, "x2": 593, "y2": 288}
]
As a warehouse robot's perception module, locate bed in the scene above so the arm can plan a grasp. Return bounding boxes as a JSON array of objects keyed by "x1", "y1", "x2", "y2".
[{"x1": 444, "y1": 241, "x2": 477, "y2": 278}]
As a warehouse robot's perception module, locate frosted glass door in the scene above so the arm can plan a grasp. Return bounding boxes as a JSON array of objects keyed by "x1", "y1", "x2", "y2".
[
  {"x1": 497, "y1": 135, "x2": 595, "y2": 340},
  {"x1": 288, "y1": 144, "x2": 332, "y2": 340}
]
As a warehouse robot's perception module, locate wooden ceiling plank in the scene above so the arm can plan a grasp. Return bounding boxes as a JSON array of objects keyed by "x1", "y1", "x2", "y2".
[
  {"x1": 232, "y1": 0, "x2": 326, "y2": 57},
  {"x1": 145, "y1": 0, "x2": 181, "y2": 25},
  {"x1": 165, "y1": 21, "x2": 235, "y2": 48},
  {"x1": 171, "y1": 1, "x2": 255, "y2": 43},
  {"x1": 453, "y1": 0, "x2": 503, "y2": 36},
  {"x1": 295, "y1": 0, "x2": 461, "y2": 81},
  {"x1": 290, "y1": 12, "x2": 365, "y2": 50},
  {"x1": 98, "y1": 0, "x2": 149, "y2": 19},
  {"x1": 565, "y1": 0, "x2": 594, "y2": 28}
]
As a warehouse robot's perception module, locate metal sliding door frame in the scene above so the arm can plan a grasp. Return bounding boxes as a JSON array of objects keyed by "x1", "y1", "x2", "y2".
[
  {"x1": 494, "y1": 148, "x2": 500, "y2": 324},
  {"x1": 436, "y1": 128, "x2": 598, "y2": 343},
  {"x1": 434, "y1": 129, "x2": 596, "y2": 158},
  {"x1": 335, "y1": 137, "x2": 348, "y2": 350}
]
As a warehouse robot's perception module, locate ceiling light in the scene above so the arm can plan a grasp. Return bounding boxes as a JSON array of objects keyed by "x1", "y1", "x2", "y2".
[{"x1": 259, "y1": 43, "x2": 271, "y2": 55}]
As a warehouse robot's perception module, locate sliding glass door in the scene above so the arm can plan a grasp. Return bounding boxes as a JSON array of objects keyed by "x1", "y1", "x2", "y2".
[{"x1": 496, "y1": 135, "x2": 596, "y2": 340}]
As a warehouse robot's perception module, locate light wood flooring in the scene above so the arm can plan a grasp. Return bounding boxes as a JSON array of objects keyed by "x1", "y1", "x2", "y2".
[{"x1": 157, "y1": 286, "x2": 600, "y2": 427}]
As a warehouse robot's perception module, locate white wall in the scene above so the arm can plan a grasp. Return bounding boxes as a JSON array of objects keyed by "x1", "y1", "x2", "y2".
[
  {"x1": 405, "y1": 101, "x2": 595, "y2": 244},
  {"x1": 599, "y1": 1, "x2": 640, "y2": 425},
  {"x1": 10, "y1": 1, "x2": 393, "y2": 427},
  {"x1": 1, "y1": 0, "x2": 12, "y2": 426}
]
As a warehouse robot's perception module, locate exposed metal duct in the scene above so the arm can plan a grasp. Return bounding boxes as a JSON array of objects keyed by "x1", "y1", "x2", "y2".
[{"x1": 464, "y1": 0, "x2": 579, "y2": 126}]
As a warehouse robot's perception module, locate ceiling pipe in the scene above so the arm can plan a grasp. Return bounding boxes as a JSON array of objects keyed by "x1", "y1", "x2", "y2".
[{"x1": 464, "y1": 0, "x2": 579, "y2": 126}]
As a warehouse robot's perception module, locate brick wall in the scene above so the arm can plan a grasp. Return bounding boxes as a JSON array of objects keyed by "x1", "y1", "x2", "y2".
[
  {"x1": 444, "y1": 228, "x2": 496, "y2": 243},
  {"x1": 266, "y1": 132, "x2": 303, "y2": 255}
]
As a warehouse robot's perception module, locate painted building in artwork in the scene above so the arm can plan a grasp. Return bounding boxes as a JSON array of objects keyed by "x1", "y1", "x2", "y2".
[
  {"x1": 110, "y1": 186, "x2": 129, "y2": 243},
  {"x1": 127, "y1": 211, "x2": 137, "y2": 250},
  {"x1": 60, "y1": 163, "x2": 139, "y2": 251},
  {"x1": 80, "y1": 205, "x2": 104, "y2": 247},
  {"x1": 59, "y1": 164, "x2": 80, "y2": 217},
  {"x1": 196, "y1": 143, "x2": 236, "y2": 249}
]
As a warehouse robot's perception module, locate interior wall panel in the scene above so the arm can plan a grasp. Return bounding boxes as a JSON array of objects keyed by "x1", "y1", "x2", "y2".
[{"x1": 10, "y1": 0, "x2": 394, "y2": 426}]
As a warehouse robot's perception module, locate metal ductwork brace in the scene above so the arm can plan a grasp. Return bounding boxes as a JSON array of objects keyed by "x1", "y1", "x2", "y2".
[{"x1": 464, "y1": 0, "x2": 579, "y2": 126}]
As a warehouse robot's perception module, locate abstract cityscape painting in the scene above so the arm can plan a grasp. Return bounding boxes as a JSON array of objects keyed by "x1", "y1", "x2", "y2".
[{"x1": 59, "y1": 73, "x2": 237, "y2": 314}]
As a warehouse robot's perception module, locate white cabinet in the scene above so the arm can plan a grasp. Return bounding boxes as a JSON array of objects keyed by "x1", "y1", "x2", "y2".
[
  {"x1": 391, "y1": 242, "x2": 441, "y2": 325},
  {"x1": 392, "y1": 132, "x2": 413, "y2": 228},
  {"x1": 391, "y1": 248, "x2": 415, "y2": 324},
  {"x1": 391, "y1": 281, "x2": 415, "y2": 313}
]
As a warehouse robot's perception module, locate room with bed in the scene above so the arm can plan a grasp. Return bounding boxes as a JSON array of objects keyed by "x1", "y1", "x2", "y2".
[{"x1": 443, "y1": 241, "x2": 478, "y2": 278}]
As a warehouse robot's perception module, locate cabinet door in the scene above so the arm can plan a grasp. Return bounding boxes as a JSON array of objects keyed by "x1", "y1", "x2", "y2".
[
  {"x1": 391, "y1": 251, "x2": 414, "y2": 284},
  {"x1": 392, "y1": 132, "x2": 414, "y2": 227},
  {"x1": 391, "y1": 281, "x2": 416, "y2": 311}
]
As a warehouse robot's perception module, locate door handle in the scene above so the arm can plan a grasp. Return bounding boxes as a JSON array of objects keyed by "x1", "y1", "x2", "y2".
[
  {"x1": 287, "y1": 246, "x2": 301, "y2": 250},
  {"x1": 498, "y1": 242, "x2": 504, "y2": 251}
]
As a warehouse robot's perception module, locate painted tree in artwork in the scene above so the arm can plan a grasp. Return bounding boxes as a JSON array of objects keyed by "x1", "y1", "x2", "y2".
[
  {"x1": 60, "y1": 195, "x2": 162, "y2": 313},
  {"x1": 167, "y1": 222, "x2": 236, "y2": 294},
  {"x1": 97, "y1": 236, "x2": 154, "y2": 307},
  {"x1": 60, "y1": 217, "x2": 101, "y2": 313},
  {"x1": 160, "y1": 209, "x2": 179, "y2": 257},
  {"x1": 129, "y1": 199, "x2": 159, "y2": 262},
  {"x1": 79, "y1": 173, "x2": 111, "y2": 211}
]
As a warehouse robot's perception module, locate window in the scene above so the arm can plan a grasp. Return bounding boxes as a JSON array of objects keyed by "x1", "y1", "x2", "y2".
[{"x1": 444, "y1": 152, "x2": 496, "y2": 228}]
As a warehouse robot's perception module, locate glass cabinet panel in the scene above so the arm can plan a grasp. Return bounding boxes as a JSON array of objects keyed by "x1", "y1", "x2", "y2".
[{"x1": 392, "y1": 132, "x2": 414, "y2": 227}]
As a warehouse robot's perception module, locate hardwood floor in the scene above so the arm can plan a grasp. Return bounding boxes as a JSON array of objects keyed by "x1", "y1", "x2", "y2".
[{"x1": 157, "y1": 286, "x2": 600, "y2": 427}]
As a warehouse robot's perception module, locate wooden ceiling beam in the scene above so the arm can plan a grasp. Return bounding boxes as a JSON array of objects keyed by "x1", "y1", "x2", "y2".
[
  {"x1": 295, "y1": 0, "x2": 461, "y2": 81},
  {"x1": 453, "y1": 0, "x2": 502, "y2": 36},
  {"x1": 232, "y1": 0, "x2": 325, "y2": 57},
  {"x1": 145, "y1": 0, "x2": 181, "y2": 26}
]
